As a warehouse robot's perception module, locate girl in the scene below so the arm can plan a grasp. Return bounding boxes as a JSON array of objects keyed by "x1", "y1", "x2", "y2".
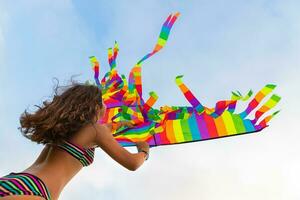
[{"x1": 0, "y1": 80, "x2": 149, "y2": 200}]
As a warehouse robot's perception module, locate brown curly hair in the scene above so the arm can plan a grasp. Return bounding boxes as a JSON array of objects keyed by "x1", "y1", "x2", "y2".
[{"x1": 18, "y1": 77, "x2": 103, "y2": 145}]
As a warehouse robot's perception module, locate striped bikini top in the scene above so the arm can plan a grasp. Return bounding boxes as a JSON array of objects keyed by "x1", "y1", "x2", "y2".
[{"x1": 56, "y1": 141, "x2": 95, "y2": 167}]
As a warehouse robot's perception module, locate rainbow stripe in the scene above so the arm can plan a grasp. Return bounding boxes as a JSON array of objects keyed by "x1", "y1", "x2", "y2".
[
  {"x1": 0, "y1": 172, "x2": 51, "y2": 200},
  {"x1": 128, "y1": 12, "x2": 180, "y2": 98},
  {"x1": 88, "y1": 12, "x2": 281, "y2": 147},
  {"x1": 56, "y1": 141, "x2": 95, "y2": 167}
]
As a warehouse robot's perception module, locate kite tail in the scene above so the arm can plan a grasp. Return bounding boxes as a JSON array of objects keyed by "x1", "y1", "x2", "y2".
[
  {"x1": 104, "y1": 42, "x2": 123, "y2": 90},
  {"x1": 103, "y1": 78, "x2": 123, "y2": 95},
  {"x1": 162, "y1": 107, "x2": 191, "y2": 120},
  {"x1": 231, "y1": 90, "x2": 253, "y2": 101},
  {"x1": 251, "y1": 94, "x2": 281, "y2": 124},
  {"x1": 175, "y1": 75, "x2": 205, "y2": 114},
  {"x1": 121, "y1": 106, "x2": 144, "y2": 123},
  {"x1": 128, "y1": 12, "x2": 180, "y2": 98},
  {"x1": 108, "y1": 41, "x2": 119, "y2": 71},
  {"x1": 108, "y1": 87, "x2": 126, "y2": 101},
  {"x1": 107, "y1": 74, "x2": 129, "y2": 101},
  {"x1": 90, "y1": 42, "x2": 122, "y2": 95},
  {"x1": 210, "y1": 100, "x2": 238, "y2": 118},
  {"x1": 89, "y1": 56, "x2": 102, "y2": 89},
  {"x1": 143, "y1": 92, "x2": 159, "y2": 114},
  {"x1": 228, "y1": 90, "x2": 253, "y2": 112},
  {"x1": 240, "y1": 84, "x2": 276, "y2": 118},
  {"x1": 212, "y1": 90, "x2": 254, "y2": 117},
  {"x1": 101, "y1": 72, "x2": 110, "y2": 87},
  {"x1": 255, "y1": 110, "x2": 281, "y2": 129}
]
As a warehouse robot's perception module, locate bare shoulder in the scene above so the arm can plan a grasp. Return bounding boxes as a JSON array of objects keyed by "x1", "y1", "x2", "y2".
[
  {"x1": 91, "y1": 123, "x2": 111, "y2": 141},
  {"x1": 91, "y1": 123, "x2": 120, "y2": 147},
  {"x1": 72, "y1": 122, "x2": 109, "y2": 148}
]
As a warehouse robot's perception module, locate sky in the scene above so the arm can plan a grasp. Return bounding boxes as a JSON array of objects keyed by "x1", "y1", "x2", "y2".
[{"x1": 0, "y1": 0, "x2": 300, "y2": 199}]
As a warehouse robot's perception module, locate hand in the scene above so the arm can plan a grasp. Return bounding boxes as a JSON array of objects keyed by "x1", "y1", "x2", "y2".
[
  {"x1": 136, "y1": 141, "x2": 150, "y2": 160},
  {"x1": 111, "y1": 121, "x2": 135, "y2": 131},
  {"x1": 135, "y1": 141, "x2": 149, "y2": 153},
  {"x1": 119, "y1": 121, "x2": 135, "y2": 128}
]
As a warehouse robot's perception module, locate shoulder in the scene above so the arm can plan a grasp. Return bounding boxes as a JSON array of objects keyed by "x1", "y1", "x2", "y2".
[
  {"x1": 91, "y1": 123, "x2": 111, "y2": 140},
  {"x1": 91, "y1": 123, "x2": 119, "y2": 147},
  {"x1": 71, "y1": 123, "x2": 108, "y2": 148}
]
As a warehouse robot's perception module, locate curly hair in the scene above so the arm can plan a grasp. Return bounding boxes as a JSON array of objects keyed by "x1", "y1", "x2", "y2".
[{"x1": 18, "y1": 77, "x2": 103, "y2": 145}]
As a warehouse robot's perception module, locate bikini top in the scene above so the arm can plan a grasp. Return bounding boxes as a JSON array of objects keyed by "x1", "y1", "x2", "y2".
[{"x1": 56, "y1": 141, "x2": 96, "y2": 167}]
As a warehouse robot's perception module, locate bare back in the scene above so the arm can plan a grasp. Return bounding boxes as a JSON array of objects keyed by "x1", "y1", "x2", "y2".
[
  {"x1": 6, "y1": 122, "x2": 146, "y2": 200},
  {"x1": 21, "y1": 123, "x2": 98, "y2": 200}
]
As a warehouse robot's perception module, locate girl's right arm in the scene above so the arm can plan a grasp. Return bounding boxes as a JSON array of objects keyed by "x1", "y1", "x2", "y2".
[{"x1": 92, "y1": 123, "x2": 149, "y2": 171}]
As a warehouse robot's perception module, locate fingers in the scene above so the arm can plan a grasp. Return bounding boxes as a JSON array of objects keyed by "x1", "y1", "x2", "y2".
[
  {"x1": 136, "y1": 141, "x2": 150, "y2": 151},
  {"x1": 120, "y1": 121, "x2": 136, "y2": 128},
  {"x1": 125, "y1": 121, "x2": 135, "y2": 128}
]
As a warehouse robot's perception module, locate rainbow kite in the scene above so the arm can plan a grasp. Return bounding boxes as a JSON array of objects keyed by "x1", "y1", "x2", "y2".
[{"x1": 87, "y1": 12, "x2": 281, "y2": 147}]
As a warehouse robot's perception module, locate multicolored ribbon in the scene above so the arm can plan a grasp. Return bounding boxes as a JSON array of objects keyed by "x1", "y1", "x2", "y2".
[{"x1": 88, "y1": 12, "x2": 281, "y2": 147}]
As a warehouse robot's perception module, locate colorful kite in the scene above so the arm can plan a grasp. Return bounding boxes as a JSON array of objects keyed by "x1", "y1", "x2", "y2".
[{"x1": 87, "y1": 12, "x2": 281, "y2": 147}]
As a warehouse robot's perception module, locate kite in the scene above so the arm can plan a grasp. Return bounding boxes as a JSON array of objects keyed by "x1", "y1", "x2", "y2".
[{"x1": 86, "y1": 12, "x2": 281, "y2": 147}]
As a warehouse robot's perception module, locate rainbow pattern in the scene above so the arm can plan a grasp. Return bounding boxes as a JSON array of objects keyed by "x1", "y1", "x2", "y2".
[{"x1": 88, "y1": 12, "x2": 281, "y2": 147}]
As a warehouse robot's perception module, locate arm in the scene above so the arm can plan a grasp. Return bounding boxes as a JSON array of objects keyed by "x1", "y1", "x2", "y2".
[{"x1": 92, "y1": 123, "x2": 147, "y2": 171}]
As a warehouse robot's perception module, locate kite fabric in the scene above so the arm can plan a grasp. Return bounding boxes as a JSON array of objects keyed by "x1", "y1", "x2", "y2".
[{"x1": 87, "y1": 12, "x2": 281, "y2": 147}]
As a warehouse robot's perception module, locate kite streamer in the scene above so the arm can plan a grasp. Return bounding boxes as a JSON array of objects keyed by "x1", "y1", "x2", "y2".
[{"x1": 88, "y1": 12, "x2": 281, "y2": 147}]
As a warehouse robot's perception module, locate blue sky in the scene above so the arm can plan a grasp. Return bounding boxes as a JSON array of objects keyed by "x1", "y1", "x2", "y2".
[{"x1": 0, "y1": 0, "x2": 300, "y2": 199}]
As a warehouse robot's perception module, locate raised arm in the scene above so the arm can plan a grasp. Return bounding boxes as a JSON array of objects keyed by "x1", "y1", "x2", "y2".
[{"x1": 92, "y1": 122, "x2": 149, "y2": 171}]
